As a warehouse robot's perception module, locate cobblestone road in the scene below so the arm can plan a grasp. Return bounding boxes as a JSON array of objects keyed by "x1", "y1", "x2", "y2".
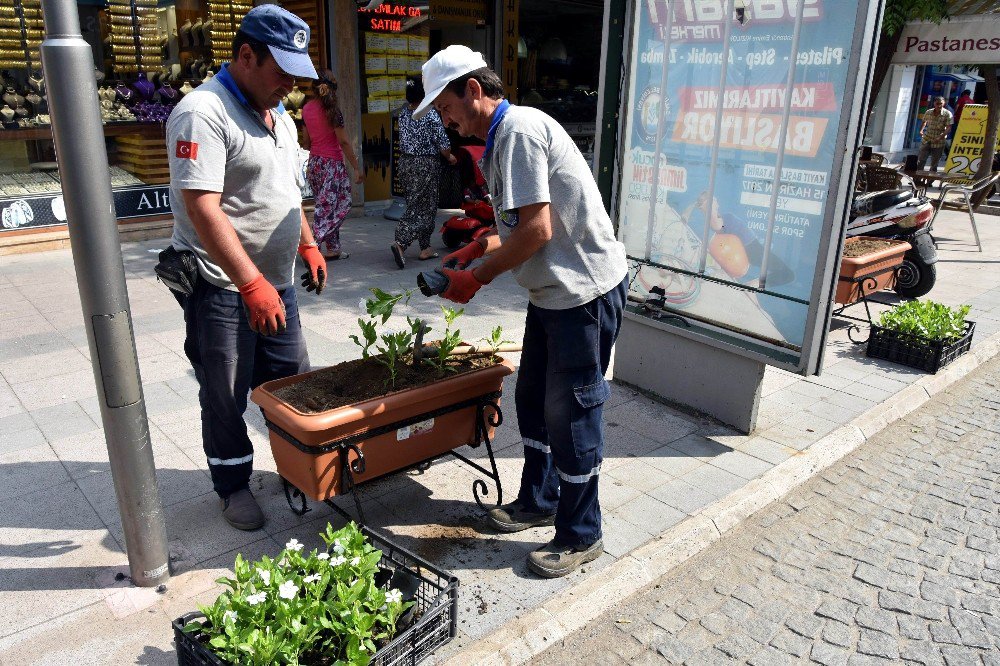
[{"x1": 536, "y1": 356, "x2": 1000, "y2": 665}]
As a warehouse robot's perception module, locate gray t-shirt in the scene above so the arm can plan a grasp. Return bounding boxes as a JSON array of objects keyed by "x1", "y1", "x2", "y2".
[
  {"x1": 167, "y1": 73, "x2": 302, "y2": 291},
  {"x1": 479, "y1": 105, "x2": 627, "y2": 309}
]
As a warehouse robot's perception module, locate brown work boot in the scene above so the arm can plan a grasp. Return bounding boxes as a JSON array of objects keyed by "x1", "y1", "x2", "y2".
[
  {"x1": 222, "y1": 489, "x2": 265, "y2": 531},
  {"x1": 527, "y1": 539, "x2": 604, "y2": 578},
  {"x1": 486, "y1": 501, "x2": 556, "y2": 533}
]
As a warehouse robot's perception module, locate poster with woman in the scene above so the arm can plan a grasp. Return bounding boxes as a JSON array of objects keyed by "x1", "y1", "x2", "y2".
[{"x1": 617, "y1": 0, "x2": 871, "y2": 355}]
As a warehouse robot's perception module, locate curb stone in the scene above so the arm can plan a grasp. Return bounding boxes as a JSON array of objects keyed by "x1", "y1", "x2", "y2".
[{"x1": 442, "y1": 330, "x2": 1000, "y2": 666}]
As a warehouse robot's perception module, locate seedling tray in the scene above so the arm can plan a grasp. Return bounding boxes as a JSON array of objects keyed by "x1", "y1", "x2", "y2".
[{"x1": 866, "y1": 321, "x2": 975, "y2": 373}]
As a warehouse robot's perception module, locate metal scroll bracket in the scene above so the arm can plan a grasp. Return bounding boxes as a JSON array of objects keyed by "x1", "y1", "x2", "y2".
[
  {"x1": 269, "y1": 392, "x2": 506, "y2": 527},
  {"x1": 830, "y1": 265, "x2": 902, "y2": 344},
  {"x1": 447, "y1": 398, "x2": 505, "y2": 513}
]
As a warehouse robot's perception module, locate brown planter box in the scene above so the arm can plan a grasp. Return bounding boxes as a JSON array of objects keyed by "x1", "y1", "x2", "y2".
[
  {"x1": 835, "y1": 237, "x2": 911, "y2": 305},
  {"x1": 250, "y1": 358, "x2": 514, "y2": 501}
]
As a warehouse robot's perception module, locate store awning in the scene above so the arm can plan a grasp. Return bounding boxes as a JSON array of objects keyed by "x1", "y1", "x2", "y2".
[{"x1": 892, "y1": 14, "x2": 1000, "y2": 65}]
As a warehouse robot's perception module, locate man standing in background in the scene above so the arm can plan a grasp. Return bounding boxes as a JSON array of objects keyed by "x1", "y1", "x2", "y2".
[{"x1": 917, "y1": 96, "x2": 953, "y2": 171}]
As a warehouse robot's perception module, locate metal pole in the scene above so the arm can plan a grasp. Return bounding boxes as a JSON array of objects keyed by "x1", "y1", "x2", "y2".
[
  {"x1": 643, "y1": 0, "x2": 674, "y2": 262},
  {"x1": 757, "y1": 4, "x2": 805, "y2": 291},
  {"x1": 695, "y1": 0, "x2": 734, "y2": 273},
  {"x1": 40, "y1": 0, "x2": 170, "y2": 587}
]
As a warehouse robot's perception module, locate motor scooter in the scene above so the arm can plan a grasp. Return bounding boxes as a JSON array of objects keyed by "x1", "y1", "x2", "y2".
[
  {"x1": 846, "y1": 185, "x2": 937, "y2": 298},
  {"x1": 439, "y1": 145, "x2": 496, "y2": 249},
  {"x1": 440, "y1": 199, "x2": 495, "y2": 249}
]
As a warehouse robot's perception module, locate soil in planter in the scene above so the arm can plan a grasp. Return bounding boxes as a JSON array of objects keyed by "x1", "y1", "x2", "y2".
[
  {"x1": 843, "y1": 238, "x2": 897, "y2": 258},
  {"x1": 273, "y1": 353, "x2": 499, "y2": 413}
]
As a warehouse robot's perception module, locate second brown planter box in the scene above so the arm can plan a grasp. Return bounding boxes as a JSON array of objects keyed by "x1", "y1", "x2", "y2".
[{"x1": 835, "y1": 237, "x2": 911, "y2": 305}]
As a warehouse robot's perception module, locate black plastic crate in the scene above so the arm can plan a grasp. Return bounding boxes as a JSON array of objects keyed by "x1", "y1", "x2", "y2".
[
  {"x1": 866, "y1": 321, "x2": 975, "y2": 373},
  {"x1": 173, "y1": 526, "x2": 458, "y2": 666}
]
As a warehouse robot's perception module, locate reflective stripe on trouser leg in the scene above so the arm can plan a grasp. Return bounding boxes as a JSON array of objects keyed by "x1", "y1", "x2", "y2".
[
  {"x1": 536, "y1": 277, "x2": 627, "y2": 546},
  {"x1": 183, "y1": 280, "x2": 308, "y2": 498},
  {"x1": 523, "y1": 438, "x2": 550, "y2": 453},
  {"x1": 207, "y1": 454, "x2": 254, "y2": 466},
  {"x1": 514, "y1": 304, "x2": 560, "y2": 515},
  {"x1": 557, "y1": 463, "x2": 601, "y2": 484}
]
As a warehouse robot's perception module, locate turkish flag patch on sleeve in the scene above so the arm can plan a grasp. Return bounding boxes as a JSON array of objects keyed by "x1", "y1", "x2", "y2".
[{"x1": 175, "y1": 140, "x2": 198, "y2": 159}]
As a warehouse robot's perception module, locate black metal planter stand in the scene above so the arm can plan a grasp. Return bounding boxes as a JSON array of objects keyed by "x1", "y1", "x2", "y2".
[
  {"x1": 831, "y1": 266, "x2": 902, "y2": 344},
  {"x1": 267, "y1": 391, "x2": 506, "y2": 526}
]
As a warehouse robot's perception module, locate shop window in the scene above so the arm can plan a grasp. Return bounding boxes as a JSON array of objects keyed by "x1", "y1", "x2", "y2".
[
  {"x1": 515, "y1": 0, "x2": 602, "y2": 165},
  {"x1": 1, "y1": 0, "x2": 324, "y2": 233},
  {"x1": 357, "y1": 0, "x2": 491, "y2": 202}
]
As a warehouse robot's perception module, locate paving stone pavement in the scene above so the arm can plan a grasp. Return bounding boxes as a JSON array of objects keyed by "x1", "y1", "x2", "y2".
[{"x1": 535, "y1": 355, "x2": 1000, "y2": 665}]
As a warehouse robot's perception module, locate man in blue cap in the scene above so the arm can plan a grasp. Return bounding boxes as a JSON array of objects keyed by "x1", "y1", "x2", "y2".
[{"x1": 165, "y1": 5, "x2": 327, "y2": 530}]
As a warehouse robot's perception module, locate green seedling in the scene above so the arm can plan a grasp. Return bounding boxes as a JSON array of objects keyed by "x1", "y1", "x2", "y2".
[
  {"x1": 425, "y1": 306, "x2": 464, "y2": 375},
  {"x1": 375, "y1": 328, "x2": 414, "y2": 390},
  {"x1": 364, "y1": 287, "x2": 409, "y2": 324},
  {"x1": 349, "y1": 318, "x2": 378, "y2": 359},
  {"x1": 878, "y1": 300, "x2": 970, "y2": 341},
  {"x1": 480, "y1": 325, "x2": 513, "y2": 354}
]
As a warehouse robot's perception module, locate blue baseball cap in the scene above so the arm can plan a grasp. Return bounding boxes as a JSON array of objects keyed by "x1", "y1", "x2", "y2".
[{"x1": 239, "y1": 5, "x2": 318, "y2": 80}]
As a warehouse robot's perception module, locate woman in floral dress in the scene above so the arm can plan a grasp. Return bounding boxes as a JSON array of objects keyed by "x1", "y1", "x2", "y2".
[
  {"x1": 391, "y1": 78, "x2": 457, "y2": 268},
  {"x1": 301, "y1": 69, "x2": 363, "y2": 259}
]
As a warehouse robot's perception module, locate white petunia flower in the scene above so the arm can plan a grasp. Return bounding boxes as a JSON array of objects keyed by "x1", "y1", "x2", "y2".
[
  {"x1": 223, "y1": 610, "x2": 238, "y2": 623},
  {"x1": 256, "y1": 568, "x2": 271, "y2": 586},
  {"x1": 330, "y1": 555, "x2": 347, "y2": 567},
  {"x1": 303, "y1": 573, "x2": 321, "y2": 584},
  {"x1": 385, "y1": 589, "x2": 403, "y2": 604},
  {"x1": 285, "y1": 538, "x2": 303, "y2": 552},
  {"x1": 278, "y1": 557, "x2": 289, "y2": 568},
  {"x1": 278, "y1": 580, "x2": 299, "y2": 600},
  {"x1": 332, "y1": 541, "x2": 346, "y2": 555},
  {"x1": 317, "y1": 552, "x2": 330, "y2": 561},
  {"x1": 350, "y1": 556, "x2": 361, "y2": 566},
  {"x1": 246, "y1": 592, "x2": 267, "y2": 606}
]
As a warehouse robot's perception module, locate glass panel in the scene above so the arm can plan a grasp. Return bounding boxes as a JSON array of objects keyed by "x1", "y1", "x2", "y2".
[{"x1": 618, "y1": 0, "x2": 864, "y2": 352}]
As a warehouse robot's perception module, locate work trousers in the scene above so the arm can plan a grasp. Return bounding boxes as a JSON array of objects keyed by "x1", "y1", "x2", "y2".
[
  {"x1": 917, "y1": 142, "x2": 946, "y2": 171},
  {"x1": 515, "y1": 276, "x2": 628, "y2": 546},
  {"x1": 177, "y1": 277, "x2": 309, "y2": 498}
]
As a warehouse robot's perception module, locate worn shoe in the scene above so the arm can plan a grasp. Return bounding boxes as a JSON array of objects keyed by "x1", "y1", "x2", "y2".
[
  {"x1": 486, "y1": 501, "x2": 556, "y2": 533},
  {"x1": 527, "y1": 539, "x2": 604, "y2": 578},
  {"x1": 222, "y1": 489, "x2": 265, "y2": 531}
]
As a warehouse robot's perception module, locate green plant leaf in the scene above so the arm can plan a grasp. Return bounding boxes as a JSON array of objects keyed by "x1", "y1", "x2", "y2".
[{"x1": 878, "y1": 299, "x2": 970, "y2": 341}]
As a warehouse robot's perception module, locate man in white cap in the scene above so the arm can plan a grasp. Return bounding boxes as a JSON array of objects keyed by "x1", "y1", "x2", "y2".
[
  {"x1": 165, "y1": 5, "x2": 328, "y2": 530},
  {"x1": 414, "y1": 45, "x2": 629, "y2": 578}
]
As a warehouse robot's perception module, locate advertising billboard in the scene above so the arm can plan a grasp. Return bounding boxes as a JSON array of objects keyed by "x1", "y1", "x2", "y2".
[
  {"x1": 945, "y1": 104, "x2": 1000, "y2": 179},
  {"x1": 616, "y1": 0, "x2": 882, "y2": 372}
]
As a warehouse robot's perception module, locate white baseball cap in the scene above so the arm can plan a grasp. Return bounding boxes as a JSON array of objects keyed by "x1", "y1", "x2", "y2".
[{"x1": 413, "y1": 45, "x2": 489, "y2": 119}]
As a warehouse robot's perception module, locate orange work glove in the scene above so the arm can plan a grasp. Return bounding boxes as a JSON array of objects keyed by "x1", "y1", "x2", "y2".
[
  {"x1": 298, "y1": 243, "x2": 327, "y2": 295},
  {"x1": 238, "y1": 274, "x2": 286, "y2": 336},
  {"x1": 440, "y1": 267, "x2": 487, "y2": 304},
  {"x1": 441, "y1": 238, "x2": 485, "y2": 270}
]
